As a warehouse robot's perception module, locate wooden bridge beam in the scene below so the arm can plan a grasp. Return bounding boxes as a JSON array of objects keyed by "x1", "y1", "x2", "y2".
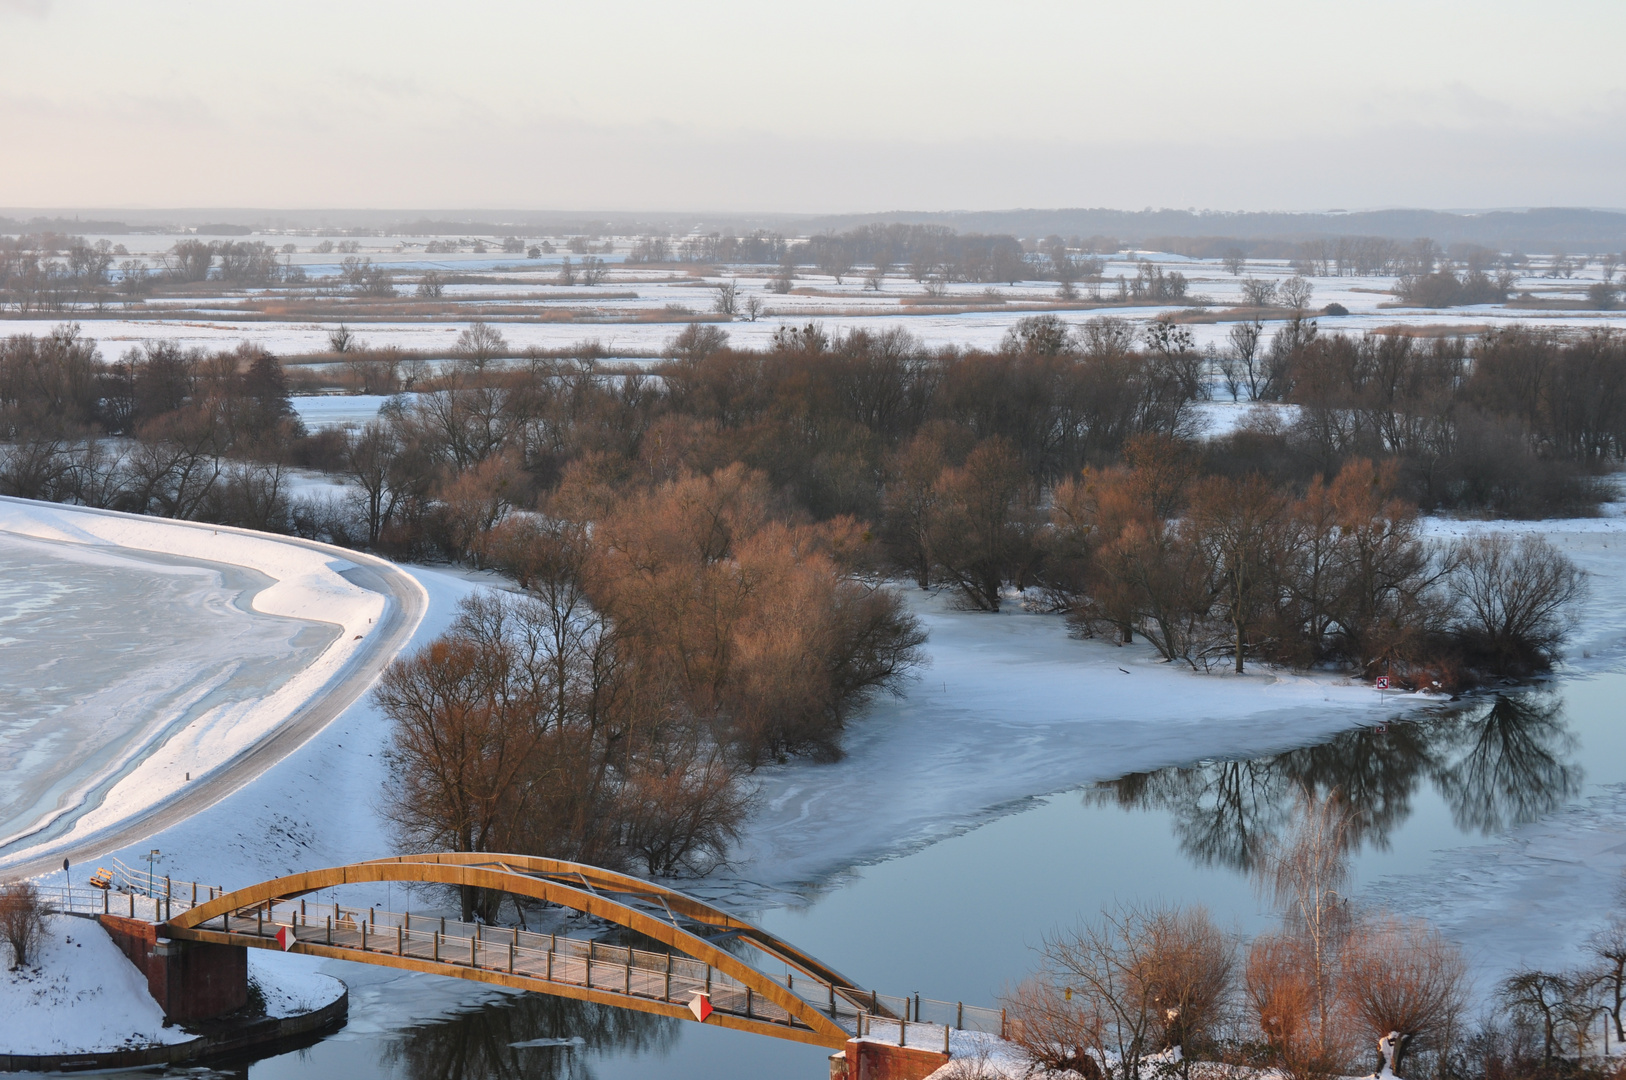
[
  {"x1": 166, "y1": 859, "x2": 851, "y2": 1044},
  {"x1": 169, "y1": 924, "x2": 845, "y2": 1048}
]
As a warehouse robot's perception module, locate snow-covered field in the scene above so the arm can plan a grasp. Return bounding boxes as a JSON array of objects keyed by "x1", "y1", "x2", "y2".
[{"x1": 10, "y1": 242, "x2": 1626, "y2": 365}]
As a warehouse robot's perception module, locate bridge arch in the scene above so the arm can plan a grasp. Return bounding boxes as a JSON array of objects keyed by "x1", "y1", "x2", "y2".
[{"x1": 165, "y1": 854, "x2": 881, "y2": 1045}]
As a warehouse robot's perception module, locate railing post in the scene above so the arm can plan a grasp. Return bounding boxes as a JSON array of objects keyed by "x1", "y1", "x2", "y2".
[
  {"x1": 914, "y1": 993, "x2": 920, "y2": 1022},
  {"x1": 257, "y1": 906, "x2": 262, "y2": 936},
  {"x1": 102, "y1": 889, "x2": 108, "y2": 915},
  {"x1": 192, "y1": 882, "x2": 197, "y2": 907},
  {"x1": 957, "y1": 1001, "x2": 963, "y2": 1030},
  {"x1": 398, "y1": 924, "x2": 404, "y2": 956},
  {"x1": 546, "y1": 941, "x2": 553, "y2": 982},
  {"x1": 508, "y1": 940, "x2": 515, "y2": 974},
  {"x1": 326, "y1": 915, "x2": 332, "y2": 944},
  {"x1": 1001, "y1": 1008, "x2": 1007, "y2": 1040},
  {"x1": 433, "y1": 931, "x2": 440, "y2": 963},
  {"x1": 470, "y1": 931, "x2": 476, "y2": 967},
  {"x1": 944, "y1": 1024, "x2": 951, "y2": 1054},
  {"x1": 706, "y1": 965, "x2": 712, "y2": 995},
  {"x1": 829, "y1": 982, "x2": 835, "y2": 1014},
  {"x1": 129, "y1": 891, "x2": 134, "y2": 918},
  {"x1": 899, "y1": 1017, "x2": 906, "y2": 1047},
  {"x1": 361, "y1": 920, "x2": 367, "y2": 951},
  {"x1": 664, "y1": 953, "x2": 672, "y2": 1001},
  {"x1": 746, "y1": 986, "x2": 753, "y2": 1018},
  {"x1": 625, "y1": 952, "x2": 632, "y2": 995}
]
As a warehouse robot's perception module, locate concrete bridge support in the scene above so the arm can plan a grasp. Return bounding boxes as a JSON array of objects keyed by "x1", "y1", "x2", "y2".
[
  {"x1": 99, "y1": 914, "x2": 249, "y2": 1023},
  {"x1": 830, "y1": 1039, "x2": 951, "y2": 1080}
]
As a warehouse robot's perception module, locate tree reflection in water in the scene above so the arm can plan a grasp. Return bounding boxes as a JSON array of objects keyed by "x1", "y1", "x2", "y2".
[
  {"x1": 382, "y1": 991, "x2": 679, "y2": 1080},
  {"x1": 1088, "y1": 692, "x2": 1581, "y2": 873}
]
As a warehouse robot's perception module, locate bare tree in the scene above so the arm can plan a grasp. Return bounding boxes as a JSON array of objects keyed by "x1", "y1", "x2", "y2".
[
  {"x1": 1227, "y1": 319, "x2": 1266, "y2": 400},
  {"x1": 0, "y1": 883, "x2": 49, "y2": 969},
  {"x1": 578, "y1": 256, "x2": 608, "y2": 286},
  {"x1": 1254, "y1": 792, "x2": 1360, "y2": 1055},
  {"x1": 328, "y1": 323, "x2": 358, "y2": 353},
  {"x1": 712, "y1": 280, "x2": 738, "y2": 317},
  {"x1": 556, "y1": 256, "x2": 576, "y2": 286},
  {"x1": 1340, "y1": 915, "x2": 1468, "y2": 1073},
  {"x1": 1223, "y1": 249, "x2": 1246, "y2": 276},
  {"x1": 742, "y1": 294, "x2": 764, "y2": 321},
  {"x1": 1279, "y1": 275, "x2": 1315, "y2": 311},
  {"x1": 1448, "y1": 533, "x2": 1587, "y2": 674},
  {"x1": 1030, "y1": 902, "x2": 1236, "y2": 1080},
  {"x1": 1002, "y1": 976, "x2": 1105, "y2": 1078},
  {"x1": 1589, "y1": 915, "x2": 1626, "y2": 1041},
  {"x1": 1241, "y1": 277, "x2": 1278, "y2": 308},
  {"x1": 416, "y1": 270, "x2": 446, "y2": 299},
  {"x1": 454, "y1": 320, "x2": 508, "y2": 371}
]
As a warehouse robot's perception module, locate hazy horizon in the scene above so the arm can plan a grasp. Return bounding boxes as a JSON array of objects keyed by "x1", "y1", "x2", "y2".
[{"x1": 5, "y1": 1, "x2": 1625, "y2": 213}]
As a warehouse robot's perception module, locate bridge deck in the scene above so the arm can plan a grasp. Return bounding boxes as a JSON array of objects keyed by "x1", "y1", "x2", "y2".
[{"x1": 48, "y1": 857, "x2": 1006, "y2": 1049}]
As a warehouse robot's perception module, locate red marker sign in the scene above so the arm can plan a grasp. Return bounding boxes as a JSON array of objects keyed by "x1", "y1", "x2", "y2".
[
  {"x1": 275, "y1": 924, "x2": 297, "y2": 951},
  {"x1": 689, "y1": 992, "x2": 713, "y2": 1022},
  {"x1": 1375, "y1": 676, "x2": 1390, "y2": 690}
]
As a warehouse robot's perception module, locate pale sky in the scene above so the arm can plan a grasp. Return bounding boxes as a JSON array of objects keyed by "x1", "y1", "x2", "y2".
[{"x1": 2, "y1": 0, "x2": 1624, "y2": 213}]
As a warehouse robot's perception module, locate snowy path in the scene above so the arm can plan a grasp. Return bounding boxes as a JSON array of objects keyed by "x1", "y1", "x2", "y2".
[{"x1": 0, "y1": 498, "x2": 427, "y2": 879}]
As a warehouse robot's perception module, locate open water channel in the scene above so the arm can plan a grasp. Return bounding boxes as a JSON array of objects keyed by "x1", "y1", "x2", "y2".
[{"x1": 213, "y1": 669, "x2": 1625, "y2": 1080}]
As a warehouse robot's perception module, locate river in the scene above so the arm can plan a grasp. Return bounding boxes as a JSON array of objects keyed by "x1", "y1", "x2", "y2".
[{"x1": 218, "y1": 669, "x2": 1625, "y2": 1080}]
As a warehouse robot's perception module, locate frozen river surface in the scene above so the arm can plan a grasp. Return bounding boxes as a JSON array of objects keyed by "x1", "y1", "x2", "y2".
[{"x1": 0, "y1": 532, "x2": 336, "y2": 854}]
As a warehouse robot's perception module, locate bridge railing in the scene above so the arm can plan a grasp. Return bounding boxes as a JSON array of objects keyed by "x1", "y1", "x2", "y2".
[
  {"x1": 68, "y1": 868, "x2": 1009, "y2": 1041},
  {"x1": 221, "y1": 897, "x2": 810, "y2": 1031}
]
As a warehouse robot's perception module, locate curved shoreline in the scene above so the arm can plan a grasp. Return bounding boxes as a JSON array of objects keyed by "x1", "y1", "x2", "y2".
[
  {"x1": 0, "y1": 979, "x2": 349, "y2": 1074},
  {"x1": 0, "y1": 497, "x2": 427, "y2": 880}
]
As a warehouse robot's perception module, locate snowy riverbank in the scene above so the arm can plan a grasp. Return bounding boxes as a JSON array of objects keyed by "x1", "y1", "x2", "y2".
[{"x1": 0, "y1": 914, "x2": 343, "y2": 1056}]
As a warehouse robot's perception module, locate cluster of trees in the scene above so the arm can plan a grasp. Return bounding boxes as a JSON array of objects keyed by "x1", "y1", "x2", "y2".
[
  {"x1": 1005, "y1": 795, "x2": 1470, "y2": 1080},
  {"x1": 376, "y1": 466, "x2": 924, "y2": 913},
  {"x1": 0, "y1": 326, "x2": 306, "y2": 524},
  {"x1": 1035, "y1": 446, "x2": 1583, "y2": 682},
  {"x1": 1214, "y1": 323, "x2": 1626, "y2": 517},
  {"x1": 625, "y1": 231, "x2": 788, "y2": 266},
  {"x1": 1007, "y1": 787, "x2": 1626, "y2": 1080},
  {"x1": 0, "y1": 317, "x2": 1598, "y2": 689},
  {"x1": 1396, "y1": 268, "x2": 1514, "y2": 307}
]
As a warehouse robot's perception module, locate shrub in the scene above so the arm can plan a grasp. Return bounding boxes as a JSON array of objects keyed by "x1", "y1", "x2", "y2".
[{"x1": 0, "y1": 882, "x2": 49, "y2": 968}]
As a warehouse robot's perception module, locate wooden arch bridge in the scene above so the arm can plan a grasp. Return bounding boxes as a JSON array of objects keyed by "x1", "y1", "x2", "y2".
[{"x1": 82, "y1": 852, "x2": 1002, "y2": 1051}]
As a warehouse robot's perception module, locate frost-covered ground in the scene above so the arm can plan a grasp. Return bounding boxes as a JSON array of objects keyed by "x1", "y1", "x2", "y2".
[
  {"x1": 0, "y1": 914, "x2": 190, "y2": 1055},
  {"x1": 0, "y1": 914, "x2": 343, "y2": 1056}
]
